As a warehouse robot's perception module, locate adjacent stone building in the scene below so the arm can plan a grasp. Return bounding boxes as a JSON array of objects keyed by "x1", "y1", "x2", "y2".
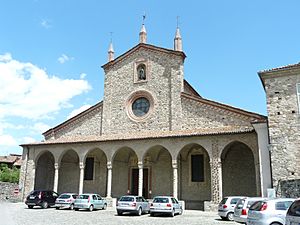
[
  {"x1": 259, "y1": 64, "x2": 300, "y2": 197},
  {"x1": 19, "y1": 24, "x2": 272, "y2": 210}
]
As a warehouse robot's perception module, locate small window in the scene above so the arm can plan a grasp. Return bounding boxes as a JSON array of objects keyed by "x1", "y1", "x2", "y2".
[
  {"x1": 84, "y1": 157, "x2": 94, "y2": 180},
  {"x1": 191, "y1": 155, "x2": 204, "y2": 182},
  {"x1": 275, "y1": 201, "x2": 292, "y2": 210},
  {"x1": 137, "y1": 64, "x2": 146, "y2": 80},
  {"x1": 92, "y1": 195, "x2": 97, "y2": 200},
  {"x1": 230, "y1": 198, "x2": 240, "y2": 204}
]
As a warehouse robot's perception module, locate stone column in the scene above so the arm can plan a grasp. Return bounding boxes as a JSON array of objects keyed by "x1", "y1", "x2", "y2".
[
  {"x1": 252, "y1": 122, "x2": 272, "y2": 197},
  {"x1": 53, "y1": 163, "x2": 59, "y2": 193},
  {"x1": 106, "y1": 161, "x2": 112, "y2": 198},
  {"x1": 172, "y1": 160, "x2": 178, "y2": 199},
  {"x1": 210, "y1": 159, "x2": 223, "y2": 204},
  {"x1": 79, "y1": 162, "x2": 85, "y2": 195},
  {"x1": 138, "y1": 161, "x2": 143, "y2": 196}
]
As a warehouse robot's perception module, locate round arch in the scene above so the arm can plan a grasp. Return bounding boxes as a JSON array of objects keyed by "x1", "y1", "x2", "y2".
[
  {"x1": 58, "y1": 149, "x2": 79, "y2": 193},
  {"x1": 221, "y1": 141, "x2": 256, "y2": 197},
  {"x1": 177, "y1": 143, "x2": 211, "y2": 210},
  {"x1": 34, "y1": 150, "x2": 55, "y2": 190},
  {"x1": 112, "y1": 147, "x2": 138, "y2": 198},
  {"x1": 143, "y1": 145, "x2": 172, "y2": 198}
]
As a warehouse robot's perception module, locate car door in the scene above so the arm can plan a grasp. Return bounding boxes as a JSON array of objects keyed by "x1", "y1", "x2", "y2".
[
  {"x1": 92, "y1": 195, "x2": 99, "y2": 209},
  {"x1": 97, "y1": 195, "x2": 103, "y2": 208},
  {"x1": 171, "y1": 198, "x2": 180, "y2": 213}
]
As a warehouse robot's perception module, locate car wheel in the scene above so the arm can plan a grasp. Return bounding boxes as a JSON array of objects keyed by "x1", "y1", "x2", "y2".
[
  {"x1": 117, "y1": 210, "x2": 123, "y2": 216},
  {"x1": 42, "y1": 201, "x2": 48, "y2": 209},
  {"x1": 28, "y1": 205, "x2": 33, "y2": 209},
  {"x1": 179, "y1": 208, "x2": 183, "y2": 215},
  {"x1": 137, "y1": 207, "x2": 142, "y2": 216},
  {"x1": 89, "y1": 205, "x2": 94, "y2": 212},
  {"x1": 170, "y1": 209, "x2": 175, "y2": 217},
  {"x1": 227, "y1": 212, "x2": 234, "y2": 221},
  {"x1": 102, "y1": 204, "x2": 107, "y2": 210},
  {"x1": 70, "y1": 204, "x2": 74, "y2": 210}
]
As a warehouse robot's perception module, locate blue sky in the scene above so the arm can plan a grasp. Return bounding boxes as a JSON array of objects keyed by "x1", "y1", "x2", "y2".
[{"x1": 1, "y1": 0, "x2": 300, "y2": 155}]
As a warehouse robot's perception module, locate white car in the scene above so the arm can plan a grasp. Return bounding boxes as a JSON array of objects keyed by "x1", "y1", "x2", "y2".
[
  {"x1": 218, "y1": 196, "x2": 245, "y2": 221},
  {"x1": 55, "y1": 193, "x2": 78, "y2": 210},
  {"x1": 150, "y1": 196, "x2": 183, "y2": 217},
  {"x1": 286, "y1": 199, "x2": 300, "y2": 225},
  {"x1": 116, "y1": 195, "x2": 150, "y2": 216}
]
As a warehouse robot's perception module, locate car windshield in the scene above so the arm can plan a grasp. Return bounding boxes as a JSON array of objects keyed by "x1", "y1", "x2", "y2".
[
  {"x1": 153, "y1": 198, "x2": 169, "y2": 203},
  {"x1": 119, "y1": 196, "x2": 134, "y2": 202},
  {"x1": 59, "y1": 194, "x2": 71, "y2": 199},
  {"x1": 236, "y1": 199, "x2": 245, "y2": 209},
  {"x1": 220, "y1": 198, "x2": 228, "y2": 205},
  {"x1": 78, "y1": 195, "x2": 89, "y2": 199},
  {"x1": 29, "y1": 191, "x2": 40, "y2": 196}
]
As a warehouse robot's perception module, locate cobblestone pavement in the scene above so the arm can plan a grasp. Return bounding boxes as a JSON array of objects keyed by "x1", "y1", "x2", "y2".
[{"x1": 0, "y1": 202, "x2": 237, "y2": 225}]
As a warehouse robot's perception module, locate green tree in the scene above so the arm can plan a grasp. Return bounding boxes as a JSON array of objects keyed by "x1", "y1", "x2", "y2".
[{"x1": 0, "y1": 163, "x2": 20, "y2": 183}]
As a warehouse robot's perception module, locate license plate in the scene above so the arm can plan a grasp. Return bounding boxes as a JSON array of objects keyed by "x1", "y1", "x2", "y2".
[
  {"x1": 59, "y1": 200, "x2": 65, "y2": 202},
  {"x1": 121, "y1": 203, "x2": 129, "y2": 206}
]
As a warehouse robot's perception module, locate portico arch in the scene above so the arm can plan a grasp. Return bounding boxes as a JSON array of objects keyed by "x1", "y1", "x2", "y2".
[
  {"x1": 83, "y1": 148, "x2": 107, "y2": 195},
  {"x1": 58, "y1": 149, "x2": 79, "y2": 193},
  {"x1": 143, "y1": 145, "x2": 172, "y2": 198},
  {"x1": 221, "y1": 141, "x2": 256, "y2": 196},
  {"x1": 177, "y1": 143, "x2": 211, "y2": 210},
  {"x1": 34, "y1": 150, "x2": 55, "y2": 190},
  {"x1": 112, "y1": 147, "x2": 138, "y2": 197}
]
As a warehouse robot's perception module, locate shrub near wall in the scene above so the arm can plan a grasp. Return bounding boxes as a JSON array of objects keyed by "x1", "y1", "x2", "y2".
[{"x1": 0, "y1": 163, "x2": 19, "y2": 183}]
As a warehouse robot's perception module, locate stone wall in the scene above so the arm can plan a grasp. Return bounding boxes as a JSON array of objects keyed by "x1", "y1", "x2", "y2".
[
  {"x1": 277, "y1": 179, "x2": 300, "y2": 198},
  {"x1": 102, "y1": 46, "x2": 184, "y2": 135},
  {"x1": 263, "y1": 72, "x2": 300, "y2": 187},
  {"x1": 0, "y1": 182, "x2": 19, "y2": 202}
]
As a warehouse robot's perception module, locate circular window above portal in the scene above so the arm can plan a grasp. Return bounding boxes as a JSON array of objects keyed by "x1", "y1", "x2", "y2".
[{"x1": 127, "y1": 91, "x2": 154, "y2": 121}]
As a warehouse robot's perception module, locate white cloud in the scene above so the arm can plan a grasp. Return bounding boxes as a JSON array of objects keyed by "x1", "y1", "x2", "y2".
[
  {"x1": 0, "y1": 53, "x2": 91, "y2": 119},
  {"x1": 58, "y1": 54, "x2": 74, "y2": 64},
  {"x1": 40, "y1": 19, "x2": 52, "y2": 29},
  {"x1": 80, "y1": 73, "x2": 87, "y2": 79},
  {"x1": 32, "y1": 122, "x2": 51, "y2": 134},
  {"x1": 22, "y1": 136, "x2": 36, "y2": 144},
  {"x1": 67, "y1": 104, "x2": 91, "y2": 119},
  {"x1": 0, "y1": 134, "x2": 17, "y2": 146}
]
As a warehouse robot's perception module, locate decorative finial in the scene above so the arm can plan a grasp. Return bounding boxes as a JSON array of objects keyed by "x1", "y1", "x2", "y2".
[
  {"x1": 139, "y1": 13, "x2": 147, "y2": 44},
  {"x1": 174, "y1": 17, "x2": 182, "y2": 51},
  {"x1": 108, "y1": 32, "x2": 114, "y2": 62},
  {"x1": 176, "y1": 16, "x2": 180, "y2": 28}
]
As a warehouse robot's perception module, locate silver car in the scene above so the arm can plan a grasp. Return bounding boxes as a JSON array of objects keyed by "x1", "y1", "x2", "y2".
[
  {"x1": 218, "y1": 196, "x2": 245, "y2": 221},
  {"x1": 116, "y1": 195, "x2": 150, "y2": 216},
  {"x1": 55, "y1": 193, "x2": 78, "y2": 210},
  {"x1": 286, "y1": 199, "x2": 300, "y2": 225},
  {"x1": 74, "y1": 193, "x2": 107, "y2": 211},
  {"x1": 150, "y1": 196, "x2": 183, "y2": 217},
  {"x1": 234, "y1": 197, "x2": 267, "y2": 223},
  {"x1": 247, "y1": 198, "x2": 295, "y2": 225}
]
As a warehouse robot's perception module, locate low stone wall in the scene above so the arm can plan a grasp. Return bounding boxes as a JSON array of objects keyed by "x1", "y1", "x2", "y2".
[
  {"x1": 278, "y1": 179, "x2": 300, "y2": 198},
  {"x1": 0, "y1": 181, "x2": 20, "y2": 202}
]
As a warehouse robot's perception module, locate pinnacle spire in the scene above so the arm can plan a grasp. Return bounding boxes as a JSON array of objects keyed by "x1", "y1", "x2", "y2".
[
  {"x1": 108, "y1": 33, "x2": 114, "y2": 62},
  {"x1": 174, "y1": 16, "x2": 182, "y2": 51},
  {"x1": 139, "y1": 14, "x2": 147, "y2": 43}
]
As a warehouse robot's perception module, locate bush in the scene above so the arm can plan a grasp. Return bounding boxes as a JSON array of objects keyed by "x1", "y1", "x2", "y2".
[{"x1": 0, "y1": 163, "x2": 20, "y2": 183}]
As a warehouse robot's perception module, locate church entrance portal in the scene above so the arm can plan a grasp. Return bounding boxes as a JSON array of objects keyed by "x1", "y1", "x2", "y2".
[{"x1": 131, "y1": 168, "x2": 149, "y2": 198}]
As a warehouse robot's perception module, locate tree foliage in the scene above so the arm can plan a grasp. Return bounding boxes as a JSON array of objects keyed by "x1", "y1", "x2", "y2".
[{"x1": 0, "y1": 163, "x2": 20, "y2": 183}]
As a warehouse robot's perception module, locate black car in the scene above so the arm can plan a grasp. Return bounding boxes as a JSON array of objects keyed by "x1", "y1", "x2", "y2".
[{"x1": 25, "y1": 190, "x2": 59, "y2": 209}]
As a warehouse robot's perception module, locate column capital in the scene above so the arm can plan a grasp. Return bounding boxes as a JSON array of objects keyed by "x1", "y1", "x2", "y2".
[
  {"x1": 107, "y1": 161, "x2": 112, "y2": 170},
  {"x1": 54, "y1": 162, "x2": 59, "y2": 170},
  {"x1": 172, "y1": 160, "x2": 178, "y2": 169},
  {"x1": 79, "y1": 162, "x2": 85, "y2": 170},
  {"x1": 138, "y1": 161, "x2": 143, "y2": 169}
]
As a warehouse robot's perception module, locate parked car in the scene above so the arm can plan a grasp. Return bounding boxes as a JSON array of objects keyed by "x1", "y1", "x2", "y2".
[
  {"x1": 286, "y1": 199, "x2": 300, "y2": 225},
  {"x1": 247, "y1": 198, "x2": 295, "y2": 225},
  {"x1": 233, "y1": 197, "x2": 267, "y2": 223},
  {"x1": 74, "y1": 193, "x2": 107, "y2": 211},
  {"x1": 149, "y1": 196, "x2": 183, "y2": 217},
  {"x1": 55, "y1": 193, "x2": 78, "y2": 210},
  {"x1": 116, "y1": 195, "x2": 149, "y2": 216},
  {"x1": 218, "y1": 196, "x2": 245, "y2": 221},
  {"x1": 25, "y1": 190, "x2": 59, "y2": 209}
]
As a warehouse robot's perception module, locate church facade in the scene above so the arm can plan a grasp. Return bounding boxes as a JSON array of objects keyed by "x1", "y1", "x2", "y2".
[{"x1": 19, "y1": 24, "x2": 271, "y2": 210}]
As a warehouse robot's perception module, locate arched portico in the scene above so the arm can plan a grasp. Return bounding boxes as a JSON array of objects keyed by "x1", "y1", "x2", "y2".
[
  {"x1": 83, "y1": 148, "x2": 107, "y2": 196},
  {"x1": 177, "y1": 143, "x2": 211, "y2": 210},
  {"x1": 58, "y1": 149, "x2": 79, "y2": 193},
  {"x1": 221, "y1": 141, "x2": 256, "y2": 197},
  {"x1": 143, "y1": 145, "x2": 172, "y2": 198},
  {"x1": 112, "y1": 147, "x2": 138, "y2": 197},
  {"x1": 34, "y1": 151, "x2": 55, "y2": 190}
]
